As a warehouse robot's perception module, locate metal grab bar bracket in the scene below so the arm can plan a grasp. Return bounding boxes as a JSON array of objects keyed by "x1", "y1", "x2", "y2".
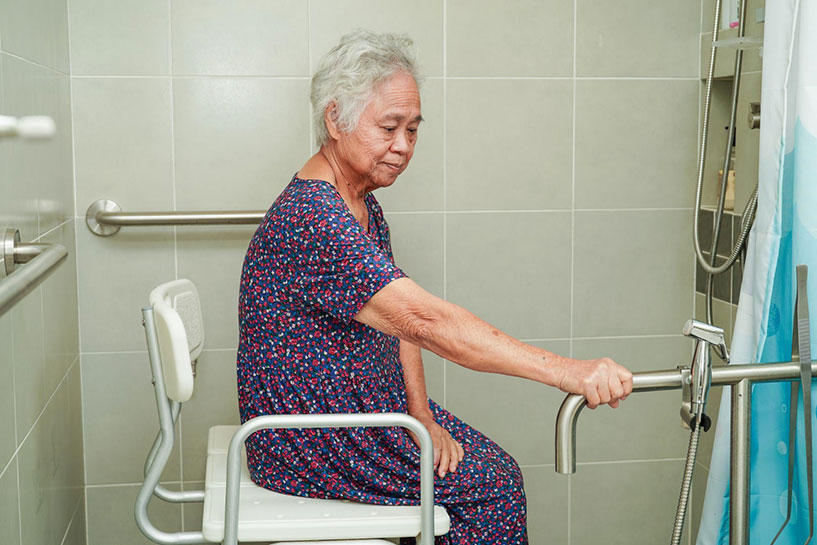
[
  {"x1": 0, "y1": 228, "x2": 68, "y2": 316},
  {"x1": 86, "y1": 199, "x2": 123, "y2": 237}
]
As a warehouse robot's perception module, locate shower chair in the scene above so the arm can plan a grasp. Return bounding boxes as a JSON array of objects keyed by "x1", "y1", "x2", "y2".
[{"x1": 136, "y1": 278, "x2": 450, "y2": 545}]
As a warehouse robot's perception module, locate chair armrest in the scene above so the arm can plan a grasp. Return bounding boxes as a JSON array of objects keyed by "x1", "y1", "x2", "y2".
[{"x1": 223, "y1": 412, "x2": 435, "y2": 545}]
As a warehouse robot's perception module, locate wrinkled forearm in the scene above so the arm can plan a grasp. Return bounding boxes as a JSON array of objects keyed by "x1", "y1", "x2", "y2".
[
  {"x1": 356, "y1": 278, "x2": 569, "y2": 388},
  {"x1": 399, "y1": 340, "x2": 432, "y2": 416}
]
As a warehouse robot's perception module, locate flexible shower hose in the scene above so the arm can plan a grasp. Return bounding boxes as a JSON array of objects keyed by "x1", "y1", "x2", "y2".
[{"x1": 671, "y1": 422, "x2": 703, "y2": 545}]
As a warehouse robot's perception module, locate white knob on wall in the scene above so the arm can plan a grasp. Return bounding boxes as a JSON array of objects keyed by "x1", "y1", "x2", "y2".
[{"x1": 0, "y1": 115, "x2": 56, "y2": 139}]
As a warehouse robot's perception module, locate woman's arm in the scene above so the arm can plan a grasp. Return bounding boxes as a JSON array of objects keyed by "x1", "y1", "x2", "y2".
[
  {"x1": 356, "y1": 277, "x2": 632, "y2": 409},
  {"x1": 399, "y1": 340, "x2": 464, "y2": 477}
]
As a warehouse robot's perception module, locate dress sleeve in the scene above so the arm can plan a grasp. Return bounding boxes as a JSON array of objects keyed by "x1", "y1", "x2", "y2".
[{"x1": 287, "y1": 190, "x2": 406, "y2": 323}]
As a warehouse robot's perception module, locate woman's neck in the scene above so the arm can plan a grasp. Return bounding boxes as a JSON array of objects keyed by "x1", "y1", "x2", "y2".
[{"x1": 298, "y1": 148, "x2": 370, "y2": 228}]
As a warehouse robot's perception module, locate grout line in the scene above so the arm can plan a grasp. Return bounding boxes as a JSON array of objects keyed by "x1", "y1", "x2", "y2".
[
  {"x1": 85, "y1": 480, "x2": 184, "y2": 489},
  {"x1": 568, "y1": 5, "x2": 577, "y2": 539},
  {"x1": 168, "y1": 0, "x2": 179, "y2": 282},
  {"x1": 575, "y1": 457, "x2": 686, "y2": 466},
  {"x1": 58, "y1": 493, "x2": 84, "y2": 545},
  {"x1": 0, "y1": 50, "x2": 69, "y2": 77},
  {"x1": 31, "y1": 217, "x2": 73, "y2": 243},
  {"x1": 3, "y1": 355, "x2": 80, "y2": 479},
  {"x1": 70, "y1": 74, "x2": 311, "y2": 80},
  {"x1": 16, "y1": 455, "x2": 22, "y2": 544},
  {"x1": 64, "y1": 7, "x2": 90, "y2": 542},
  {"x1": 441, "y1": 0, "x2": 448, "y2": 410},
  {"x1": 445, "y1": 75, "x2": 700, "y2": 81},
  {"x1": 167, "y1": 6, "x2": 183, "y2": 532}
]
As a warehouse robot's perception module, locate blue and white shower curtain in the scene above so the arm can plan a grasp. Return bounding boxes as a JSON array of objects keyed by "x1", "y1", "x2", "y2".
[{"x1": 697, "y1": 1, "x2": 817, "y2": 543}]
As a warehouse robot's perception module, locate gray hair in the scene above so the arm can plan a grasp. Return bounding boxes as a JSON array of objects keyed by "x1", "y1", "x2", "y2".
[{"x1": 310, "y1": 29, "x2": 422, "y2": 147}]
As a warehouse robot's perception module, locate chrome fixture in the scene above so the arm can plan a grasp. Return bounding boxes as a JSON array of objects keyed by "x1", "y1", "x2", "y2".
[
  {"x1": 85, "y1": 199, "x2": 265, "y2": 236},
  {"x1": 693, "y1": 0, "x2": 758, "y2": 339},
  {"x1": 0, "y1": 115, "x2": 56, "y2": 139},
  {"x1": 0, "y1": 228, "x2": 68, "y2": 316},
  {"x1": 556, "y1": 268, "x2": 814, "y2": 545},
  {"x1": 680, "y1": 319, "x2": 728, "y2": 431},
  {"x1": 748, "y1": 102, "x2": 761, "y2": 130}
]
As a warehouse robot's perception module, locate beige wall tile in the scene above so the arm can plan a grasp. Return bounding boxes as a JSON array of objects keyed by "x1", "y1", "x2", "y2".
[
  {"x1": 310, "y1": 0, "x2": 443, "y2": 76},
  {"x1": 82, "y1": 353, "x2": 181, "y2": 485},
  {"x1": 11, "y1": 287, "x2": 45, "y2": 442},
  {"x1": 0, "y1": 459, "x2": 20, "y2": 545},
  {"x1": 573, "y1": 210, "x2": 692, "y2": 337},
  {"x1": 176, "y1": 225, "x2": 255, "y2": 351},
  {"x1": 447, "y1": 79, "x2": 572, "y2": 211},
  {"x1": 376, "y1": 78, "x2": 444, "y2": 212},
  {"x1": 41, "y1": 221, "x2": 79, "y2": 395},
  {"x1": 385, "y1": 212, "x2": 444, "y2": 298},
  {"x1": 571, "y1": 460, "x2": 685, "y2": 545},
  {"x1": 0, "y1": 0, "x2": 70, "y2": 72},
  {"x1": 447, "y1": 0, "x2": 573, "y2": 77},
  {"x1": 447, "y1": 212, "x2": 572, "y2": 340},
  {"x1": 575, "y1": 79, "x2": 698, "y2": 209},
  {"x1": 173, "y1": 78, "x2": 310, "y2": 209},
  {"x1": 172, "y1": 0, "x2": 308, "y2": 76},
  {"x1": 576, "y1": 0, "x2": 699, "y2": 77},
  {"x1": 76, "y1": 224, "x2": 175, "y2": 352},
  {"x1": 69, "y1": 0, "x2": 170, "y2": 76},
  {"x1": 521, "y1": 466, "x2": 569, "y2": 545},
  {"x1": 18, "y1": 378, "x2": 79, "y2": 545},
  {"x1": 180, "y1": 350, "x2": 240, "y2": 482},
  {"x1": 572, "y1": 336, "x2": 692, "y2": 462},
  {"x1": 86, "y1": 484, "x2": 181, "y2": 545},
  {"x1": 73, "y1": 77, "x2": 174, "y2": 215},
  {"x1": 1, "y1": 55, "x2": 56, "y2": 238},
  {"x1": 446, "y1": 340, "x2": 570, "y2": 466},
  {"x1": 0, "y1": 313, "x2": 16, "y2": 468}
]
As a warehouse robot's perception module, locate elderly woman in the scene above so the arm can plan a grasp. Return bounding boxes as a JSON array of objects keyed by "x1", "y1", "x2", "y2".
[{"x1": 238, "y1": 30, "x2": 632, "y2": 544}]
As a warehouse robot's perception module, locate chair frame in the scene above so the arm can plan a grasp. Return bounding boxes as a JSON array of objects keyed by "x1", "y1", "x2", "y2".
[{"x1": 135, "y1": 304, "x2": 437, "y2": 545}]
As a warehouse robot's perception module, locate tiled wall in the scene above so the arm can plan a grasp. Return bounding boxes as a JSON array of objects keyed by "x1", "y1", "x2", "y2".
[
  {"x1": 0, "y1": 0, "x2": 85, "y2": 544},
  {"x1": 69, "y1": 1, "x2": 704, "y2": 544}
]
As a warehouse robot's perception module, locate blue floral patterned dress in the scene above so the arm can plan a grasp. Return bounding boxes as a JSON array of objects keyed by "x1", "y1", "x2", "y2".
[{"x1": 237, "y1": 176, "x2": 528, "y2": 544}]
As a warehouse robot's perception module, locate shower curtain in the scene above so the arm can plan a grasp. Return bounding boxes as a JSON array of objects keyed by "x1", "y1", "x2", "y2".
[{"x1": 696, "y1": 1, "x2": 817, "y2": 543}]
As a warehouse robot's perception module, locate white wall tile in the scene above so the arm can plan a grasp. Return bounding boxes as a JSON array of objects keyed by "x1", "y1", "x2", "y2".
[
  {"x1": 310, "y1": 0, "x2": 443, "y2": 76},
  {"x1": 172, "y1": 0, "x2": 309, "y2": 76},
  {"x1": 173, "y1": 78, "x2": 310, "y2": 209},
  {"x1": 69, "y1": 0, "x2": 170, "y2": 76}
]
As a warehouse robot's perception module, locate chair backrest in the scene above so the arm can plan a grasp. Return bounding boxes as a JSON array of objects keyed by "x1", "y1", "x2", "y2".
[{"x1": 148, "y1": 279, "x2": 205, "y2": 403}]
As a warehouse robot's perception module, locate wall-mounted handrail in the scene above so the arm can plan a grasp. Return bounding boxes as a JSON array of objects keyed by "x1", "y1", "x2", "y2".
[
  {"x1": 0, "y1": 228, "x2": 68, "y2": 316},
  {"x1": 556, "y1": 359, "x2": 817, "y2": 545},
  {"x1": 86, "y1": 199, "x2": 265, "y2": 236}
]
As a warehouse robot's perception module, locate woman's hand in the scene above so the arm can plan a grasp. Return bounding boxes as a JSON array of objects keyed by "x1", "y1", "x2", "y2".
[
  {"x1": 408, "y1": 410, "x2": 465, "y2": 478},
  {"x1": 556, "y1": 357, "x2": 633, "y2": 409}
]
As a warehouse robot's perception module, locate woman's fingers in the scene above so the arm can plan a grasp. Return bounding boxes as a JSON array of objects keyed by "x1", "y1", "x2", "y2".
[{"x1": 438, "y1": 436, "x2": 450, "y2": 477}]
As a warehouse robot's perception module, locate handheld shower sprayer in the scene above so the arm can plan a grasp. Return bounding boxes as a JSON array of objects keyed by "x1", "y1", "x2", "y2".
[{"x1": 680, "y1": 319, "x2": 728, "y2": 432}]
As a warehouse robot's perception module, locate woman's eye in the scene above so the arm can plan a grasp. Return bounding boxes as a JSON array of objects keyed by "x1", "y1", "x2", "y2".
[
  {"x1": 408, "y1": 128, "x2": 418, "y2": 134},
  {"x1": 382, "y1": 126, "x2": 396, "y2": 132}
]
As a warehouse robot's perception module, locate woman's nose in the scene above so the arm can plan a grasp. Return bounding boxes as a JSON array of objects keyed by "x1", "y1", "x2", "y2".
[{"x1": 390, "y1": 129, "x2": 410, "y2": 153}]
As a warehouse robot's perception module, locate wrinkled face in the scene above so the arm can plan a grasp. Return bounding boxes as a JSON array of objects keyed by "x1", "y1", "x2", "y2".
[{"x1": 334, "y1": 71, "x2": 422, "y2": 190}]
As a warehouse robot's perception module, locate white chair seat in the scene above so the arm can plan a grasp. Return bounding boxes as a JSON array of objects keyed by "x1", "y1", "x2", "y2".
[{"x1": 202, "y1": 426, "x2": 451, "y2": 543}]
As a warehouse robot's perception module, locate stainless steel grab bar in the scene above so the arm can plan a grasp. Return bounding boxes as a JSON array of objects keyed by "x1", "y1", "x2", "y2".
[
  {"x1": 555, "y1": 359, "x2": 817, "y2": 545},
  {"x1": 554, "y1": 360, "x2": 817, "y2": 475},
  {"x1": 0, "y1": 228, "x2": 68, "y2": 316},
  {"x1": 86, "y1": 199, "x2": 265, "y2": 236}
]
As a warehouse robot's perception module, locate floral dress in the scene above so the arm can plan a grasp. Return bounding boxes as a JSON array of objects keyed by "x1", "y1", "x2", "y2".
[{"x1": 237, "y1": 176, "x2": 528, "y2": 544}]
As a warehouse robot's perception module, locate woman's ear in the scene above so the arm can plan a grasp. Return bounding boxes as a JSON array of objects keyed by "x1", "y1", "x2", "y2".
[{"x1": 324, "y1": 101, "x2": 341, "y2": 141}]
